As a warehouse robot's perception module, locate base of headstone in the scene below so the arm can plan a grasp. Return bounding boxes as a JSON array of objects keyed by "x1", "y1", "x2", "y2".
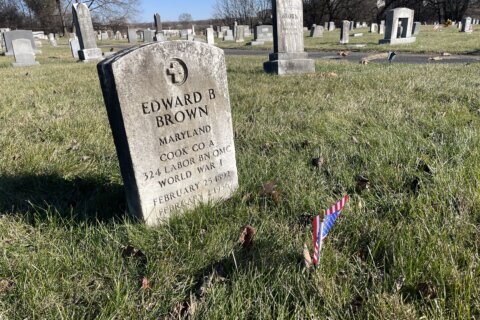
[
  {"x1": 224, "y1": 36, "x2": 234, "y2": 41},
  {"x1": 379, "y1": 37, "x2": 416, "y2": 45},
  {"x1": 249, "y1": 41, "x2": 265, "y2": 46},
  {"x1": 79, "y1": 47, "x2": 103, "y2": 61},
  {"x1": 340, "y1": 40, "x2": 349, "y2": 44},
  {"x1": 263, "y1": 53, "x2": 315, "y2": 75},
  {"x1": 235, "y1": 40, "x2": 244, "y2": 43},
  {"x1": 13, "y1": 61, "x2": 39, "y2": 68}
]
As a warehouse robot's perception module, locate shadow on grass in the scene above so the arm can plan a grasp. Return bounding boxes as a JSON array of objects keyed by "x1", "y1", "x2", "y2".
[{"x1": 0, "y1": 174, "x2": 132, "y2": 225}]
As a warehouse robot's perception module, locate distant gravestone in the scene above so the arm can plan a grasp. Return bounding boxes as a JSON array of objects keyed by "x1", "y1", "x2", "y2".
[
  {"x1": 3, "y1": 30, "x2": 39, "y2": 56},
  {"x1": 115, "y1": 31, "x2": 121, "y2": 40},
  {"x1": 187, "y1": 34, "x2": 194, "y2": 41},
  {"x1": 233, "y1": 20, "x2": 238, "y2": 38},
  {"x1": 324, "y1": 22, "x2": 328, "y2": 29},
  {"x1": 461, "y1": 17, "x2": 472, "y2": 33},
  {"x1": 235, "y1": 26, "x2": 245, "y2": 42},
  {"x1": 107, "y1": 30, "x2": 114, "y2": 39},
  {"x1": 379, "y1": 20, "x2": 385, "y2": 34},
  {"x1": 69, "y1": 37, "x2": 80, "y2": 59},
  {"x1": 254, "y1": 25, "x2": 273, "y2": 41},
  {"x1": 12, "y1": 38, "x2": 39, "y2": 67},
  {"x1": 73, "y1": 3, "x2": 102, "y2": 61},
  {"x1": 349, "y1": 21, "x2": 354, "y2": 30},
  {"x1": 355, "y1": 22, "x2": 361, "y2": 28},
  {"x1": 224, "y1": 30, "x2": 234, "y2": 41},
  {"x1": 340, "y1": 20, "x2": 349, "y2": 44},
  {"x1": 310, "y1": 25, "x2": 324, "y2": 38},
  {"x1": 379, "y1": 7, "x2": 416, "y2": 44},
  {"x1": 264, "y1": 0, "x2": 315, "y2": 75},
  {"x1": 154, "y1": 13, "x2": 162, "y2": 33},
  {"x1": 412, "y1": 21, "x2": 421, "y2": 35},
  {"x1": 101, "y1": 32, "x2": 109, "y2": 41},
  {"x1": 144, "y1": 29, "x2": 155, "y2": 42},
  {"x1": 128, "y1": 28, "x2": 137, "y2": 43},
  {"x1": 370, "y1": 23, "x2": 378, "y2": 33},
  {"x1": 328, "y1": 21, "x2": 335, "y2": 31},
  {"x1": 206, "y1": 27, "x2": 214, "y2": 45},
  {"x1": 97, "y1": 41, "x2": 238, "y2": 226}
]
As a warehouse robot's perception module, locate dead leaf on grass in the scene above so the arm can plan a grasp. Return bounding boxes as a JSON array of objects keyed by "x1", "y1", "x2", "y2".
[
  {"x1": 238, "y1": 225, "x2": 256, "y2": 249},
  {"x1": 0, "y1": 279, "x2": 15, "y2": 293},
  {"x1": 141, "y1": 277, "x2": 150, "y2": 290},
  {"x1": 356, "y1": 175, "x2": 370, "y2": 192},
  {"x1": 260, "y1": 181, "x2": 281, "y2": 204},
  {"x1": 416, "y1": 281, "x2": 438, "y2": 299},
  {"x1": 311, "y1": 157, "x2": 324, "y2": 168},
  {"x1": 121, "y1": 244, "x2": 147, "y2": 263},
  {"x1": 67, "y1": 139, "x2": 80, "y2": 152}
]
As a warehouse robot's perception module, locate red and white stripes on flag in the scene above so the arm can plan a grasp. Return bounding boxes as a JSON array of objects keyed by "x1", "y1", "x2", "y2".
[{"x1": 312, "y1": 195, "x2": 349, "y2": 267}]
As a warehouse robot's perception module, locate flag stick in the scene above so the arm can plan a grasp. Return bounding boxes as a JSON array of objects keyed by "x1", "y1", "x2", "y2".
[{"x1": 316, "y1": 218, "x2": 325, "y2": 268}]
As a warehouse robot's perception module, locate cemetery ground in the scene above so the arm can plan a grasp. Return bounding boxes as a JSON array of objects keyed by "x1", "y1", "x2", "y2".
[
  {"x1": 216, "y1": 25, "x2": 480, "y2": 55},
  {"x1": 1, "y1": 41, "x2": 480, "y2": 319}
]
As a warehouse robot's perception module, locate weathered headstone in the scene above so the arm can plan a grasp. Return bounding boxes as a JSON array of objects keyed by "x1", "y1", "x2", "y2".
[
  {"x1": 73, "y1": 3, "x2": 102, "y2": 61},
  {"x1": 3, "y1": 30, "x2": 39, "y2": 56},
  {"x1": 69, "y1": 37, "x2": 80, "y2": 59},
  {"x1": 310, "y1": 25, "x2": 324, "y2": 38},
  {"x1": 233, "y1": 20, "x2": 238, "y2": 38},
  {"x1": 154, "y1": 13, "x2": 162, "y2": 33},
  {"x1": 115, "y1": 31, "x2": 122, "y2": 40},
  {"x1": 379, "y1": 20, "x2": 385, "y2": 34},
  {"x1": 461, "y1": 17, "x2": 472, "y2": 33},
  {"x1": 235, "y1": 26, "x2": 245, "y2": 42},
  {"x1": 349, "y1": 21, "x2": 354, "y2": 30},
  {"x1": 379, "y1": 7, "x2": 416, "y2": 44},
  {"x1": 97, "y1": 41, "x2": 238, "y2": 226},
  {"x1": 101, "y1": 32, "x2": 109, "y2": 41},
  {"x1": 370, "y1": 23, "x2": 378, "y2": 33},
  {"x1": 264, "y1": 0, "x2": 315, "y2": 75},
  {"x1": 340, "y1": 20, "x2": 349, "y2": 44},
  {"x1": 355, "y1": 22, "x2": 361, "y2": 28},
  {"x1": 412, "y1": 21, "x2": 421, "y2": 35},
  {"x1": 254, "y1": 25, "x2": 273, "y2": 41},
  {"x1": 144, "y1": 29, "x2": 155, "y2": 43},
  {"x1": 328, "y1": 21, "x2": 335, "y2": 31},
  {"x1": 128, "y1": 28, "x2": 137, "y2": 43},
  {"x1": 12, "y1": 38, "x2": 39, "y2": 67},
  {"x1": 224, "y1": 30, "x2": 234, "y2": 41},
  {"x1": 206, "y1": 27, "x2": 215, "y2": 45}
]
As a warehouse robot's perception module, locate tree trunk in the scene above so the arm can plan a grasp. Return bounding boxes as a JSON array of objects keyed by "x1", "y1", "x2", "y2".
[{"x1": 56, "y1": 0, "x2": 67, "y2": 35}]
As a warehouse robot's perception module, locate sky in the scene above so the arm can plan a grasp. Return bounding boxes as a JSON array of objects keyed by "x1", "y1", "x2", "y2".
[{"x1": 139, "y1": 0, "x2": 216, "y2": 23}]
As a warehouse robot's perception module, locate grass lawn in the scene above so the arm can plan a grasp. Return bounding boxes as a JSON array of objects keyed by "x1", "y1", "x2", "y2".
[
  {"x1": 215, "y1": 24, "x2": 480, "y2": 55},
  {"x1": 0, "y1": 41, "x2": 479, "y2": 319}
]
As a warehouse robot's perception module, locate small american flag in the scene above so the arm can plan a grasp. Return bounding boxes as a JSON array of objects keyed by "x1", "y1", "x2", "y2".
[{"x1": 312, "y1": 195, "x2": 349, "y2": 266}]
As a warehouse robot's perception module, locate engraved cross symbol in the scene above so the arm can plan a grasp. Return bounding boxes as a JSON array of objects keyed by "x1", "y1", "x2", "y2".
[{"x1": 166, "y1": 61, "x2": 185, "y2": 84}]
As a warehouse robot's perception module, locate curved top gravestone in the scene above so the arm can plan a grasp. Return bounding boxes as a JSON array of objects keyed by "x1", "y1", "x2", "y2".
[
  {"x1": 3, "y1": 30, "x2": 38, "y2": 56},
  {"x1": 97, "y1": 41, "x2": 238, "y2": 226},
  {"x1": 73, "y1": 3, "x2": 97, "y2": 50}
]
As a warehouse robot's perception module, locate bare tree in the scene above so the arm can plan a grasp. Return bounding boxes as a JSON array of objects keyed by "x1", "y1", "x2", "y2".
[{"x1": 213, "y1": 0, "x2": 271, "y2": 26}]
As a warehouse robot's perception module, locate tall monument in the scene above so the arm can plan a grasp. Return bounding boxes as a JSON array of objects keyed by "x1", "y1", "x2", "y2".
[
  {"x1": 72, "y1": 3, "x2": 102, "y2": 61},
  {"x1": 263, "y1": 0, "x2": 315, "y2": 75}
]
